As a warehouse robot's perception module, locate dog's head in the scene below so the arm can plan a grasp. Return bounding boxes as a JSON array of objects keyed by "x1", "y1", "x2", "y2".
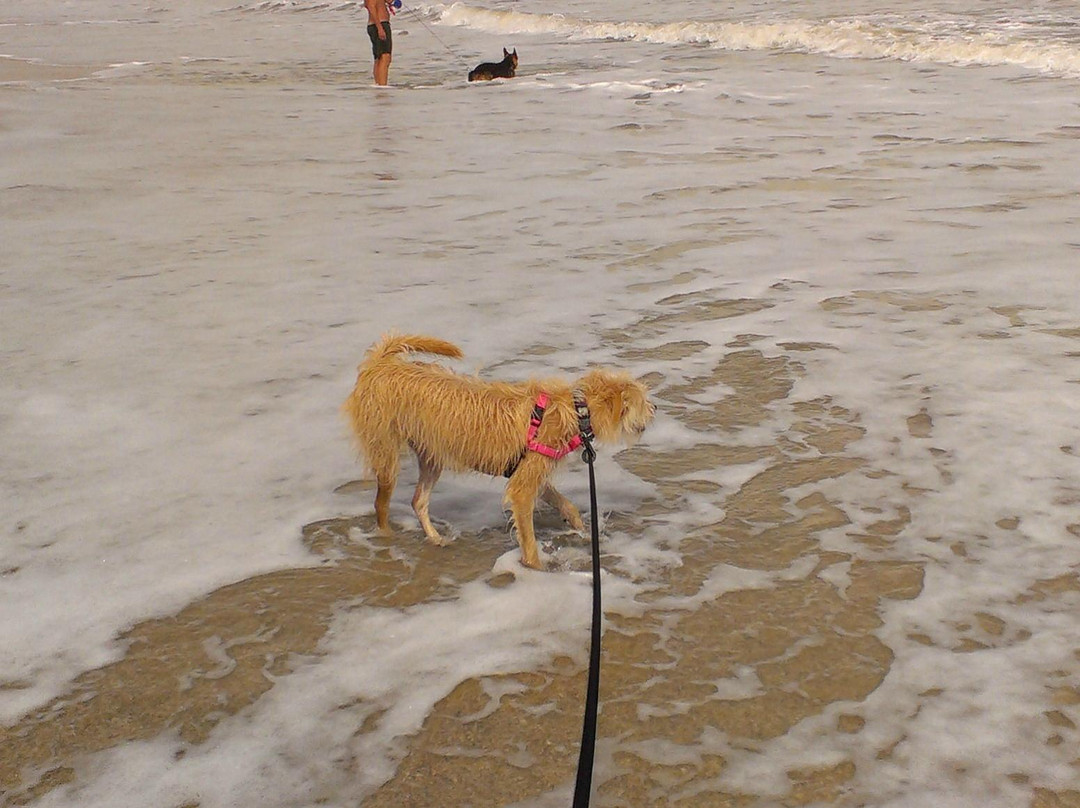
[
  {"x1": 504, "y1": 48, "x2": 519, "y2": 68},
  {"x1": 576, "y1": 369, "x2": 655, "y2": 445}
]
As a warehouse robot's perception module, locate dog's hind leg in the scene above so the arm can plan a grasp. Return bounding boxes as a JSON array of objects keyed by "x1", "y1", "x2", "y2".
[
  {"x1": 374, "y1": 470, "x2": 397, "y2": 532},
  {"x1": 370, "y1": 452, "x2": 400, "y2": 532},
  {"x1": 412, "y1": 451, "x2": 448, "y2": 545},
  {"x1": 541, "y1": 483, "x2": 584, "y2": 532}
]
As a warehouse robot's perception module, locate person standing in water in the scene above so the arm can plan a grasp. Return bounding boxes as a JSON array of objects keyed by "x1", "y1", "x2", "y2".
[{"x1": 365, "y1": 0, "x2": 393, "y2": 85}]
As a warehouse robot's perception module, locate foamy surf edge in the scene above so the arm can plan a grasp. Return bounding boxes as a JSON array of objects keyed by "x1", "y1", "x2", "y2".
[{"x1": 432, "y1": 2, "x2": 1080, "y2": 76}]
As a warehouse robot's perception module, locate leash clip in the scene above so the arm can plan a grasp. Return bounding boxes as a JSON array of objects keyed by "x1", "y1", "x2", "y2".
[
  {"x1": 574, "y1": 392, "x2": 596, "y2": 463},
  {"x1": 580, "y1": 434, "x2": 596, "y2": 464}
]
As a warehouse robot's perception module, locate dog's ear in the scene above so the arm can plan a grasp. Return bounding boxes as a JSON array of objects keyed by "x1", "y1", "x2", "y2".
[{"x1": 504, "y1": 47, "x2": 510, "y2": 57}]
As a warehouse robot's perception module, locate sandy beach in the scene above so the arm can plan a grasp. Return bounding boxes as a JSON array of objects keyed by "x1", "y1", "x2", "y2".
[
  {"x1": 0, "y1": 58, "x2": 105, "y2": 83},
  {"x1": 2, "y1": 324, "x2": 933, "y2": 805},
  {"x1": 3, "y1": 0, "x2": 1080, "y2": 805}
]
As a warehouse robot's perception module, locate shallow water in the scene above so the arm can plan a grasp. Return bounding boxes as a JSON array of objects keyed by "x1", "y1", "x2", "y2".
[{"x1": 2, "y1": 0, "x2": 1080, "y2": 805}]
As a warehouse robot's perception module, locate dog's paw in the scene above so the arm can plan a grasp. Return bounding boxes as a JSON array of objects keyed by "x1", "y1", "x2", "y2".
[
  {"x1": 426, "y1": 526, "x2": 461, "y2": 547},
  {"x1": 538, "y1": 541, "x2": 593, "y2": 573},
  {"x1": 519, "y1": 552, "x2": 546, "y2": 571},
  {"x1": 418, "y1": 518, "x2": 459, "y2": 547}
]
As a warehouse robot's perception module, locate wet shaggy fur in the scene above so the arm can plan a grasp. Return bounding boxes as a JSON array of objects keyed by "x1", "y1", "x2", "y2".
[
  {"x1": 342, "y1": 334, "x2": 655, "y2": 569},
  {"x1": 468, "y1": 48, "x2": 518, "y2": 82}
]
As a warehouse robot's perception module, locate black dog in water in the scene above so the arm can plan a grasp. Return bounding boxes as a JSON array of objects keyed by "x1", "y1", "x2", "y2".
[{"x1": 468, "y1": 48, "x2": 518, "y2": 82}]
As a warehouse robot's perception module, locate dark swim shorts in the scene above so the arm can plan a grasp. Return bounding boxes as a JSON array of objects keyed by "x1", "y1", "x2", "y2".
[{"x1": 367, "y1": 22, "x2": 392, "y2": 58}]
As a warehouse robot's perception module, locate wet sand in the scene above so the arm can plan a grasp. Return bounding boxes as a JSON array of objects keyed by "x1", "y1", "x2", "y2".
[
  {"x1": 0, "y1": 57, "x2": 104, "y2": 84},
  {"x1": 4, "y1": 5, "x2": 1080, "y2": 805},
  {"x1": 3, "y1": 292, "x2": 1078, "y2": 806}
]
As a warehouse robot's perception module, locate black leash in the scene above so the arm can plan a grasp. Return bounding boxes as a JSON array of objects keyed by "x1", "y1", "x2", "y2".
[
  {"x1": 571, "y1": 404, "x2": 600, "y2": 808},
  {"x1": 395, "y1": 1, "x2": 468, "y2": 66}
]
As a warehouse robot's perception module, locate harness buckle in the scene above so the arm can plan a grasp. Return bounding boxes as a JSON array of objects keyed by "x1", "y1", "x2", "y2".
[
  {"x1": 573, "y1": 393, "x2": 594, "y2": 441},
  {"x1": 574, "y1": 392, "x2": 596, "y2": 463}
]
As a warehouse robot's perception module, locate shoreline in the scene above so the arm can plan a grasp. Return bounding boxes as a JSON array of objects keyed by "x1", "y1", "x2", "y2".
[
  {"x1": 0, "y1": 56, "x2": 105, "y2": 83},
  {"x1": 3, "y1": 1, "x2": 1080, "y2": 804}
]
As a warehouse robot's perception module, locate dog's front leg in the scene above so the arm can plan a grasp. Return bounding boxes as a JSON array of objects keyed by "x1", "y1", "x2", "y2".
[
  {"x1": 541, "y1": 483, "x2": 584, "y2": 532},
  {"x1": 504, "y1": 455, "x2": 553, "y2": 569}
]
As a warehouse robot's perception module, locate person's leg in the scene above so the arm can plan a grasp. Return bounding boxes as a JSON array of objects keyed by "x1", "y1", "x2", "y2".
[
  {"x1": 374, "y1": 53, "x2": 390, "y2": 85},
  {"x1": 368, "y1": 22, "x2": 390, "y2": 85},
  {"x1": 372, "y1": 22, "x2": 391, "y2": 85}
]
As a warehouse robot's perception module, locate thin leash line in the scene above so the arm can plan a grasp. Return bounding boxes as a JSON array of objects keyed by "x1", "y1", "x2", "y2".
[
  {"x1": 503, "y1": 394, "x2": 603, "y2": 806},
  {"x1": 396, "y1": 1, "x2": 468, "y2": 66},
  {"x1": 572, "y1": 435, "x2": 601, "y2": 808}
]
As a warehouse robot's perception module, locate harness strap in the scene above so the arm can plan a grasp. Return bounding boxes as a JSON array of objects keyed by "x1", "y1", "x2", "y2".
[
  {"x1": 526, "y1": 392, "x2": 582, "y2": 460},
  {"x1": 503, "y1": 392, "x2": 589, "y2": 477}
]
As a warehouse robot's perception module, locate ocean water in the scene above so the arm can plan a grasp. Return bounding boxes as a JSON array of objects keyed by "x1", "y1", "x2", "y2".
[{"x1": 2, "y1": 0, "x2": 1079, "y2": 805}]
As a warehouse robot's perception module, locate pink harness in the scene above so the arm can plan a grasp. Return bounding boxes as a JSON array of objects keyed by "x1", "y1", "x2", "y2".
[
  {"x1": 502, "y1": 391, "x2": 592, "y2": 477},
  {"x1": 526, "y1": 392, "x2": 583, "y2": 459}
]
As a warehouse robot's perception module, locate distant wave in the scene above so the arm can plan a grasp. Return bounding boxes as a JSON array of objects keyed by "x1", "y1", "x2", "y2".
[
  {"x1": 230, "y1": 1, "x2": 356, "y2": 11},
  {"x1": 433, "y1": 3, "x2": 1080, "y2": 76}
]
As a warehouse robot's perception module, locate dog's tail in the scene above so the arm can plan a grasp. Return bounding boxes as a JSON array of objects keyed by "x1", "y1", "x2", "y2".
[{"x1": 362, "y1": 333, "x2": 465, "y2": 366}]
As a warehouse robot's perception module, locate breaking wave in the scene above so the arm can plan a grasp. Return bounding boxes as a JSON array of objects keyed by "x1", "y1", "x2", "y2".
[{"x1": 434, "y1": 2, "x2": 1080, "y2": 76}]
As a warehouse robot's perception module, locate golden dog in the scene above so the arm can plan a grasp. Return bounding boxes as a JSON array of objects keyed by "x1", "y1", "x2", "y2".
[{"x1": 343, "y1": 334, "x2": 654, "y2": 569}]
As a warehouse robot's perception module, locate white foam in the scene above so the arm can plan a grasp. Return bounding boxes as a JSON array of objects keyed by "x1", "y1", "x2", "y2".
[
  {"x1": 434, "y1": 1, "x2": 1080, "y2": 76},
  {"x1": 4, "y1": 0, "x2": 1080, "y2": 804}
]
